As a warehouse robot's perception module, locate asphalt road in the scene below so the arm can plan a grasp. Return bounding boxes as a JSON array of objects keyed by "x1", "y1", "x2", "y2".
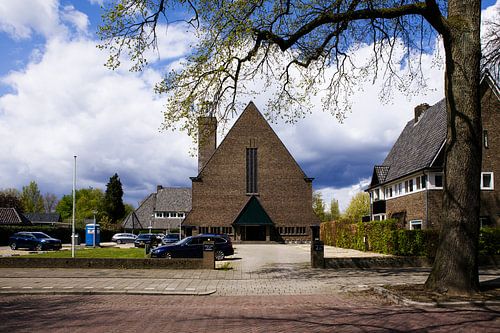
[{"x1": 1, "y1": 294, "x2": 498, "y2": 332}]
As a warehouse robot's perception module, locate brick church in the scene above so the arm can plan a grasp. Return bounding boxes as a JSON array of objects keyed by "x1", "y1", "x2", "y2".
[{"x1": 183, "y1": 102, "x2": 319, "y2": 242}]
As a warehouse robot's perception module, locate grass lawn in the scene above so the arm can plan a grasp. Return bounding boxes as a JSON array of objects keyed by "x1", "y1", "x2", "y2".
[{"x1": 27, "y1": 247, "x2": 147, "y2": 259}]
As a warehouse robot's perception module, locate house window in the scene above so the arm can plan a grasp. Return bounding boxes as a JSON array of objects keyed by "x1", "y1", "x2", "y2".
[
  {"x1": 416, "y1": 177, "x2": 421, "y2": 190},
  {"x1": 246, "y1": 148, "x2": 258, "y2": 194},
  {"x1": 434, "y1": 174, "x2": 443, "y2": 188},
  {"x1": 409, "y1": 179, "x2": 414, "y2": 192},
  {"x1": 410, "y1": 220, "x2": 422, "y2": 230},
  {"x1": 389, "y1": 187, "x2": 393, "y2": 198},
  {"x1": 421, "y1": 175, "x2": 427, "y2": 189},
  {"x1": 155, "y1": 212, "x2": 164, "y2": 218},
  {"x1": 481, "y1": 172, "x2": 494, "y2": 190},
  {"x1": 404, "y1": 181, "x2": 409, "y2": 193},
  {"x1": 483, "y1": 130, "x2": 489, "y2": 148},
  {"x1": 199, "y1": 227, "x2": 209, "y2": 234}
]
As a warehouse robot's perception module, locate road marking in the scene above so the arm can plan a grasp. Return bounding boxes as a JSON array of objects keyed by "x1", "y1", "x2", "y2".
[
  {"x1": 1, "y1": 287, "x2": 12, "y2": 289},
  {"x1": 185, "y1": 288, "x2": 196, "y2": 291},
  {"x1": 165, "y1": 287, "x2": 175, "y2": 291},
  {"x1": 22, "y1": 287, "x2": 33, "y2": 289},
  {"x1": 144, "y1": 287, "x2": 155, "y2": 290}
]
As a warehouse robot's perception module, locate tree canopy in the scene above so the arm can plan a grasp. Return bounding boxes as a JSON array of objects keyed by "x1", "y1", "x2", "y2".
[
  {"x1": 20, "y1": 181, "x2": 44, "y2": 213},
  {"x1": 99, "y1": 0, "x2": 487, "y2": 295},
  {"x1": 103, "y1": 173, "x2": 126, "y2": 223}
]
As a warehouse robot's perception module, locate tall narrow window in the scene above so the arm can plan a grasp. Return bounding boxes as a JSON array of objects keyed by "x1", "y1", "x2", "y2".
[
  {"x1": 483, "y1": 130, "x2": 489, "y2": 148},
  {"x1": 246, "y1": 148, "x2": 258, "y2": 194}
]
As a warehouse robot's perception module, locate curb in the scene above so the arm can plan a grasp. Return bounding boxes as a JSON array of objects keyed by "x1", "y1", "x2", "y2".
[
  {"x1": 0, "y1": 289, "x2": 217, "y2": 296},
  {"x1": 372, "y1": 286, "x2": 500, "y2": 307}
]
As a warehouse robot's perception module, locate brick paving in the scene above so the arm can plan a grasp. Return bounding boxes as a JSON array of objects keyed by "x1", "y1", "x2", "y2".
[{"x1": 0, "y1": 294, "x2": 498, "y2": 332}]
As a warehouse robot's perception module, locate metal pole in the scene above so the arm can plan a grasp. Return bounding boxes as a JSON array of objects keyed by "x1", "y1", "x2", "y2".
[
  {"x1": 93, "y1": 211, "x2": 96, "y2": 248},
  {"x1": 72, "y1": 155, "x2": 76, "y2": 258}
]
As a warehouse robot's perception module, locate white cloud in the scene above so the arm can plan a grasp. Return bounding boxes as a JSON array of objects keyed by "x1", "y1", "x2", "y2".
[
  {"x1": 0, "y1": 37, "x2": 196, "y2": 206},
  {"x1": 61, "y1": 5, "x2": 90, "y2": 35},
  {"x1": 0, "y1": 0, "x2": 65, "y2": 39}
]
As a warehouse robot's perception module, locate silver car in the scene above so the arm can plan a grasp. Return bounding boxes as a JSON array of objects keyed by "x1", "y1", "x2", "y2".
[{"x1": 111, "y1": 233, "x2": 137, "y2": 244}]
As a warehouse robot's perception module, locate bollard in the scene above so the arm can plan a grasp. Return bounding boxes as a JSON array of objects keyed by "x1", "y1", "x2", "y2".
[
  {"x1": 202, "y1": 241, "x2": 215, "y2": 269},
  {"x1": 145, "y1": 243, "x2": 151, "y2": 255},
  {"x1": 311, "y1": 240, "x2": 324, "y2": 268}
]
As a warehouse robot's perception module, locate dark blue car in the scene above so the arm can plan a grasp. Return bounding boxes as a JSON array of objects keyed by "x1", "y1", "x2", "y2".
[
  {"x1": 150, "y1": 234, "x2": 234, "y2": 261},
  {"x1": 9, "y1": 232, "x2": 62, "y2": 251}
]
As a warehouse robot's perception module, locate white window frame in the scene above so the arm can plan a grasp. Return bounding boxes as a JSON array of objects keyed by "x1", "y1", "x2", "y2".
[
  {"x1": 481, "y1": 172, "x2": 494, "y2": 190},
  {"x1": 410, "y1": 220, "x2": 422, "y2": 230}
]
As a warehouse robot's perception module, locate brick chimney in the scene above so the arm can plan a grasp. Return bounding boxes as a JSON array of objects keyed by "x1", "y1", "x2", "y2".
[
  {"x1": 414, "y1": 103, "x2": 430, "y2": 123},
  {"x1": 156, "y1": 185, "x2": 163, "y2": 192},
  {"x1": 197, "y1": 116, "x2": 217, "y2": 172}
]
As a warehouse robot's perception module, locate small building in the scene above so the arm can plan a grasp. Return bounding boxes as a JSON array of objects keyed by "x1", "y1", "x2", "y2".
[
  {"x1": 24, "y1": 213, "x2": 64, "y2": 226},
  {"x1": 366, "y1": 72, "x2": 500, "y2": 229},
  {"x1": 183, "y1": 102, "x2": 319, "y2": 242},
  {"x1": 123, "y1": 186, "x2": 191, "y2": 233},
  {"x1": 0, "y1": 208, "x2": 31, "y2": 226}
]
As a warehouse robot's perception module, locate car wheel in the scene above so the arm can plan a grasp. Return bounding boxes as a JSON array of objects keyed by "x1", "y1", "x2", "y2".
[
  {"x1": 10, "y1": 242, "x2": 17, "y2": 250},
  {"x1": 117, "y1": 240, "x2": 122, "y2": 244},
  {"x1": 35, "y1": 244, "x2": 43, "y2": 251},
  {"x1": 215, "y1": 250, "x2": 225, "y2": 261},
  {"x1": 164, "y1": 252, "x2": 172, "y2": 259}
]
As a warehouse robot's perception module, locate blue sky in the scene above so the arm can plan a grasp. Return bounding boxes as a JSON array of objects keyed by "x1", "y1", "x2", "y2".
[{"x1": 0, "y1": 0, "x2": 498, "y2": 211}]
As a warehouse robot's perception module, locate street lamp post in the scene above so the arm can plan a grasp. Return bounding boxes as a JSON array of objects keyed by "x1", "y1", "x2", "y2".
[
  {"x1": 93, "y1": 210, "x2": 97, "y2": 248},
  {"x1": 71, "y1": 155, "x2": 77, "y2": 258}
]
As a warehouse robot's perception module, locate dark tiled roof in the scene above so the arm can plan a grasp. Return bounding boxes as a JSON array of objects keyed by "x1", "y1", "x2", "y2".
[
  {"x1": 380, "y1": 99, "x2": 446, "y2": 184},
  {"x1": 122, "y1": 187, "x2": 191, "y2": 230},
  {"x1": 155, "y1": 187, "x2": 191, "y2": 211},
  {"x1": 25, "y1": 213, "x2": 61, "y2": 223},
  {"x1": 122, "y1": 211, "x2": 145, "y2": 229},
  {"x1": 0, "y1": 208, "x2": 31, "y2": 225}
]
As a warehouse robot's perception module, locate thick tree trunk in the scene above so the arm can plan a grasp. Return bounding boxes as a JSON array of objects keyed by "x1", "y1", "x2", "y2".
[{"x1": 425, "y1": 0, "x2": 482, "y2": 295}]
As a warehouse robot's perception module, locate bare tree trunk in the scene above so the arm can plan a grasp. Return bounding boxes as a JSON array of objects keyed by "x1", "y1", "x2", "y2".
[{"x1": 425, "y1": 0, "x2": 482, "y2": 295}]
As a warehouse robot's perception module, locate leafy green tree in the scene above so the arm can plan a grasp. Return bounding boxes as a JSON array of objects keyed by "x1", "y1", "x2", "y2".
[
  {"x1": 312, "y1": 191, "x2": 327, "y2": 222},
  {"x1": 103, "y1": 173, "x2": 126, "y2": 224},
  {"x1": 344, "y1": 192, "x2": 370, "y2": 224},
  {"x1": 330, "y1": 198, "x2": 341, "y2": 222},
  {"x1": 99, "y1": 0, "x2": 485, "y2": 294},
  {"x1": 56, "y1": 188, "x2": 105, "y2": 223},
  {"x1": 20, "y1": 181, "x2": 44, "y2": 213},
  {"x1": 0, "y1": 188, "x2": 23, "y2": 212}
]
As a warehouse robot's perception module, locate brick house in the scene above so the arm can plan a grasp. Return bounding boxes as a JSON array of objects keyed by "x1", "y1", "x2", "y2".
[
  {"x1": 366, "y1": 72, "x2": 499, "y2": 229},
  {"x1": 183, "y1": 102, "x2": 319, "y2": 242},
  {"x1": 123, "y1": 186, "x2": 191, "y2": 232}
]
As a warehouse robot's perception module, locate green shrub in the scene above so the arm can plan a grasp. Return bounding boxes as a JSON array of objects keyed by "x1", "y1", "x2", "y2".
[{"x1": 479, "y1": 227, "x2": 500, "y2": 255}]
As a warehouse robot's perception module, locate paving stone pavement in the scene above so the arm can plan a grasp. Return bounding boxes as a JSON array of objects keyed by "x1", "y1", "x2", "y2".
[{"x1": 0, "y1": 244, "x2": 498, "y2": 296}]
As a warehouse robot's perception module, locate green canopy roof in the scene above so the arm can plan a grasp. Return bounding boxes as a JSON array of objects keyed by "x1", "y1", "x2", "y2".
[{"x1": 233, "y1": 196, "x2": 274, "y2": 226}]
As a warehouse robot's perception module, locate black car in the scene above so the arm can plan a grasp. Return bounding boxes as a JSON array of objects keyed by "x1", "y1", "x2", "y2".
[
  {"x1": 134, "y1": 233, "x2": 162, "y2": 248},
  {"x1": 150, "y1": 234, "x2": 234, "y2": 260},
  {"x1": 9, "y1": 232, "x2": 62, "y2": 251}
]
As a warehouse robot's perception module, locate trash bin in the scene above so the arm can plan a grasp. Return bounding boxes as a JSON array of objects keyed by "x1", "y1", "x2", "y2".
[
  {"x1": 71, "y1": 233, "x2": 80, "y2": 246},
  {"x1": 85, "y1": 224, "x2": 100, "y2": 246}
]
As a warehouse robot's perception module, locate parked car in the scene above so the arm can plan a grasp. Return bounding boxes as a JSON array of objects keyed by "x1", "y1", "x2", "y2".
[
  {"x1": 111, "y1": 233, "x2": 137, "y2": 244},
  {"x1": 134, "y1": 233, "x2": 162, "y2": 248},
  {"x1": 9, "y1": 232, "x2": 62, "y2": 251},
  {"x1": 161, "y1": 233, "x2": 181, "y2": 245},
  {"x1": 150, "y1": 234, "x2": 234, "y2": 261}
]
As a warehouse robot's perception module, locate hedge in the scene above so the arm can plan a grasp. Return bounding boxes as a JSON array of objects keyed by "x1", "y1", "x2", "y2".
[{"x1": 321, "y1": 220, "x2": 499, "y2": 257}]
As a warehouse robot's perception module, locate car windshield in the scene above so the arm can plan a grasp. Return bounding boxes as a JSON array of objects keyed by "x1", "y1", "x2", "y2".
[
  {"x1": 31, "y1": 232, "x2": 50, "y2": 239},
  {"x1": 137, "y1": 234, "x2": 152, "y2": 240},
  {"x1": 165, "y1": 234, "x2": 179, "y2": 239},
  {"x1": 175, "y1": 237, "x2": 191, "y2": 245}
]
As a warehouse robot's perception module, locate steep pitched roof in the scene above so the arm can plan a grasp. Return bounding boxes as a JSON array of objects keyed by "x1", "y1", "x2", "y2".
[
  {"x1": 155, "y1": 187, "x2": 191, "y2": 211},
  {"x1": 379, "y1": 99, "x2": 447, "y2": 184},
  {"x1": 25, "y1": 213, "x2": 62, "y2": 223},
  {"x1": 0, "y1": 208, "x2": 31, "y2": 225},
  {"x1": 122, "y1": 211, "x2": 144, "y2": 229},
  {"x1": 197, "y1": 101, "x2": 310, "y2": 180}
]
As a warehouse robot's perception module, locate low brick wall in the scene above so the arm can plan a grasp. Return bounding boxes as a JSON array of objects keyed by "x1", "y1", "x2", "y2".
[
  {"x1": 0, "y1": 257, "x2": 205, "y2": 269},
  {"x1": 322, "y1": 255, "x2": 499, "y2": 269}
]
